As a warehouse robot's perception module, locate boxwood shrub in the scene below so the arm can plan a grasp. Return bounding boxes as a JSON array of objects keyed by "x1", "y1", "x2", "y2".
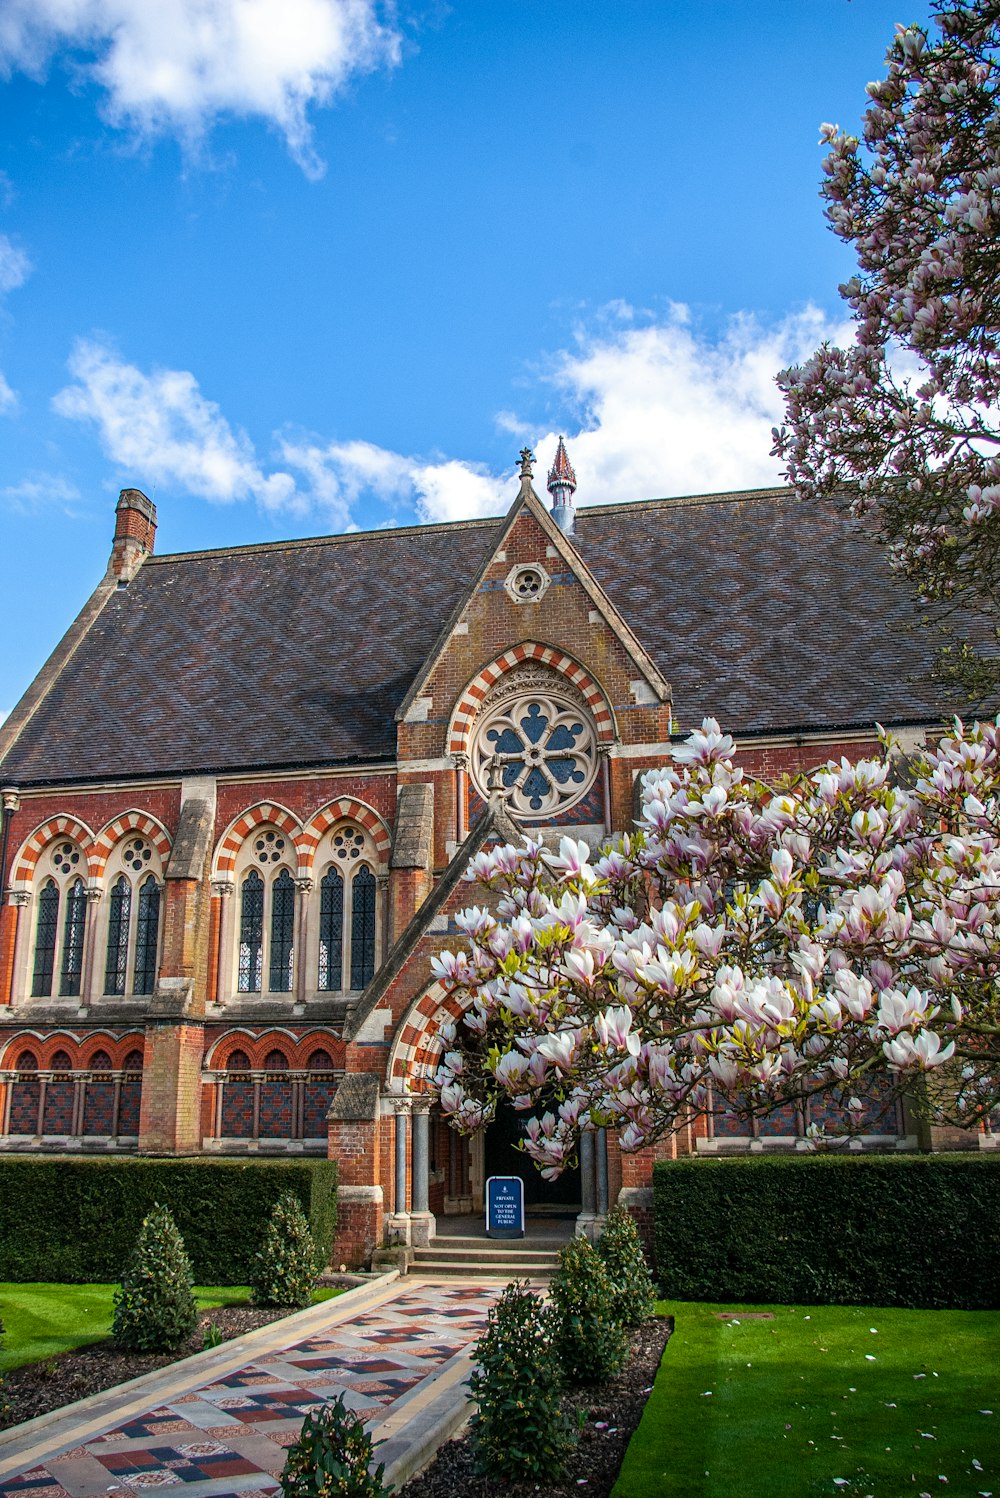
[
  {"x1": 653, "y1": 1153, "x2": 1000, "y2": 1309},
  {"x1": 0, "y1": 1156, "x2": 337, "y2": 1283}
]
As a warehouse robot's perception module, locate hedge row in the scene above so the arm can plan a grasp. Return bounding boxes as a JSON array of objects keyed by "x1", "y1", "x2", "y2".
[
  {"x1": 0, "y1": 1156, "x2": 337, "y2": 1283},
  {"x1": 653, "y1": 1153, "x2": 1000, "y2": 1309}
]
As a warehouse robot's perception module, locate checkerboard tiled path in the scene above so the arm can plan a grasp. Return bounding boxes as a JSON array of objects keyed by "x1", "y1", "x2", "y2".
[{"x1": 0, "y1": 1276, "x2": 499, "y2": 1498}]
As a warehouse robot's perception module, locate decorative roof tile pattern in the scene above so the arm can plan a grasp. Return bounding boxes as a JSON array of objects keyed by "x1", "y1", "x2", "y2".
[{"x1": 1, "y1": 488, "x2": 988, "y2": 785}]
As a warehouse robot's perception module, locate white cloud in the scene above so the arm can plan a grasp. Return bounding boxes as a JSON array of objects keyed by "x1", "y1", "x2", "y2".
[
  {"x1": 53, "y1": 337, "x2": 297, "y2": 508},
  {"x1": 0, "y1": 0, "x2": 401, "y2": 178},
  {"x1": 52, "y1": 303, "x2": 850, "y2": 529},
  {"x1": 0, "y1": 370, "x2": 16, "y2": 412},
  {"x1": 1, "y1": 472, "x2": 82, "y2": 513},
  {"x1": 0, "y1": 233, "x2": 30, "y2": 294}
]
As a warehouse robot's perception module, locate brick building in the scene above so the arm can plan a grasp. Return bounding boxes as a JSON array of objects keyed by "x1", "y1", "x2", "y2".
[{"x1": 0, "y1": 445, "x2": 980, "y2": 1264}]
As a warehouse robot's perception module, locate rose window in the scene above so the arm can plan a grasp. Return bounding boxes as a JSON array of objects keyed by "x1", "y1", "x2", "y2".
[
  {"x1": 471, "y1": 690, "x2": 598, "y2": 819},
  {"x1": 254, "y1": 831, "x2": 286, "y2": 864}
]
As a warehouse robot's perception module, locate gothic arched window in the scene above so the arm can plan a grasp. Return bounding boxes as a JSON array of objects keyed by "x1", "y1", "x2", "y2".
[
  {"x1": 60, "y1": 878, "x2": 87, "y2": 996},
  {"x1": 318, "y1": 868, "x2": 344, "y2": 992},
  {"x1": 350, "y1": 867, "x2": 376, "y2": 989},
  {"x1": 313, "y1": 826, "x2": 378, "y2": 994},
  {"x1": 269, "y1": 870, "x2": 295, "y2": 993},
  {"x1": 134, "y1": 876, "x2": 161, "y2": 995},
  {"x1": 32, "y1": 879, "x2": 59, "y2": 997},
  {"x1": 104, "y1": 875, "x2": 131, "y2": 996},
  {"x1": 238, "y1": 869, "x2": 265, "y2": 992}
]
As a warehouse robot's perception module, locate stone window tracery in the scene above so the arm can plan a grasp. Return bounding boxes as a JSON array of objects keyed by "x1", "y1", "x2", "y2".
[
  {"x1": 234, "y1": 826, "x2": 296, "y2": 996},
  {"x1": 99, "y1": 838, "x2": 164, "y2": 999},
  {"x1": 470, "y1": 667, "x2": 599, "y2": 820},
  {"x1": 313, "y1": 824, "x2": 377, "y2": 993}
]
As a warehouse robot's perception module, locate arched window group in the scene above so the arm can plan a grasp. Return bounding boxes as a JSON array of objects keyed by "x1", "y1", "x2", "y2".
[
  {"x1": 232, "y1": 823, "x2": 379, "y2": 998},
  {"x1": 210, "y1": 1042, "x2": 338, "y2": 1147},
  {"x1": 2, "y1": 1045, "x2": 144, "y2": 1141},
  {"x1": 26, "y1": 835, "x2": 163, "y2": 1002}
]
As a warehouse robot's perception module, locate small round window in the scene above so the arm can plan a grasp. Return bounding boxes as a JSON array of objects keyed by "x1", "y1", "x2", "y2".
[
  {"x1": 505, "y1": 562, "x2": 550, "y2": 604},
  {"x1": 471, "y1": 688, "x2": 598, "y2": 820}
]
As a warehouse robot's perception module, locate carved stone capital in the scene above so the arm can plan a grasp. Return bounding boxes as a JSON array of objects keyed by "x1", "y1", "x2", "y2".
[
  {"x1": 212, "y1": 879, "x2": 235, "y2": 898},
  {"x1": 10, "y1": 890, "x2": 31, "y2": 908},
  {"x1": 452, "y1": 752, "x2": 469, "y2": 772},
  {"x1": 295, "y1": 877, "x2": 314, "y2": 895},
  {"x1": 84, "y1": 887, "x2": 104, "y2": 904},
  {"x1": 2, "y1": 790, "x2": 21, "y2": 814}
]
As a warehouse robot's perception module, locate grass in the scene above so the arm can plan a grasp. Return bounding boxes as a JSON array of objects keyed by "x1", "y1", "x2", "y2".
[
  {"x1": 612, "y1": 1301, "x2": 999, "y2": 1498},
  {"x1": 0, "y1": 1283, "x2": 339, "y2": 1372}
]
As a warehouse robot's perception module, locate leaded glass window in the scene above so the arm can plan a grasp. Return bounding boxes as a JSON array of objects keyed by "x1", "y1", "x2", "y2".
[
  {"x1": 238, "y1": 869, "x2": 264, "y2": 993},
  {"x1": 134, "y1": 876, "x2": 160, "y2": 995},
  {"x1": 60, "y1": 878, "x2": 87, "y2": 996},
  {"x1": 32, "y1": 879, "x2": 59, "y2": 997},
  {"x1": 104, "y1": 874, "x2": 131, "y2": 996},
  {"x1": 269, "y1": 869, "x2": 295, "y2": 993},
  {"x1": 318, "y1": 868, "x2": 344, "y2": 991},
  {"x1": 470, "y1": 674, "x2": 599, "y2": 820},
  {"x1": 350, "y1": 866, "x2": 376, "y2": 990}
]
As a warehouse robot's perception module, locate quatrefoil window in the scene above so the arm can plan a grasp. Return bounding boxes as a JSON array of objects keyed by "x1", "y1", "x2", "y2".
[{"x1": 471, "y1": 690, "x2": 598, "y2": 819}]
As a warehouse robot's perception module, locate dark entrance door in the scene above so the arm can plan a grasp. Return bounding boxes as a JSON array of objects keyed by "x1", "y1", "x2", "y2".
[{"x1": 484, "y1": 1100, "x2": 581, "y2": 1209}]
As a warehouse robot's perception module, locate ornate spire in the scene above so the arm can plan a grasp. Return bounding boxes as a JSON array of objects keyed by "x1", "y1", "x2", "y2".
[
  {"x1": 517, "y1": 446, "x2": 537, "y2": 501},
  {"x1": 547, "y1": 436, "x2": 577, "y2": 537}
]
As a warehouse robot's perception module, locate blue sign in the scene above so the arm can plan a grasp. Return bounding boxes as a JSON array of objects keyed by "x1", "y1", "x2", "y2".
[{"x1": 485, "y1": 1175, "x2": 525, "y2": 1239}]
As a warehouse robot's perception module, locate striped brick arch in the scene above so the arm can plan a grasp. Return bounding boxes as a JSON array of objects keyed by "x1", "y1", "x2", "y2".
[
  {"x1": 387, "y1": 982, "x2": 468, "y2": 1094},
  {"x1": 448, "y1": 643, "x2": 615, "y2": 757},
  {"x1": 298, "y1": 798, "x2": 392, "y2": 874},
  {"x1": 214, "y1": 802, "x2": 303, "y2": 878},
  {"x1": 90, "y1": 811, "x2": 172, "y2": 878},
  {"x1": 12, "y1": 816, "x2": 95, "y2": 887}
]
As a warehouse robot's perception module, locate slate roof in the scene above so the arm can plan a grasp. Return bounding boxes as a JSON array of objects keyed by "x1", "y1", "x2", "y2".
[{"x1": 1, "y1": 487, "x2": 989, "y2": 787}]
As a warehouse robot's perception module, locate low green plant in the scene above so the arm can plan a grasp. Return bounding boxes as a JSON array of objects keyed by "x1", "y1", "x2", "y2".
[
  {"x1": 550, "y1": 1235, "x2": 630, "y2": 1384},
  {"x1": 469, "y1": 1279, "x2": 575, "y2": 1481},
  {"x1": 0, "y1": 1315, "x2": 8, "y2": 1422},
  {"x1": 202, "y1": 1320, "x2": 224, "y2": 1350},
  {"x1": 252, "y1": 1192, "x2": 318, "y2": 1308},
  {"x1": 279, "y1": 1392, "x2": 389, "y2": 1498},
  {"x1": 598, "y1": 1205, "x2": 655, "y2": 1327},
  {"x1": 111, "y1": 1204, "x2": 198, "y2": 1352}
]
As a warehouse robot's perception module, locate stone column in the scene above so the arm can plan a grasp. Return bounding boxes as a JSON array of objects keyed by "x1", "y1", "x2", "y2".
[
  {"x1": 80, "y1": 888, "x2": 104, "y2": 1005},
  {"x1": 212, "y1": 880, "x2": 235, "y2": 1005},
  {"x1": 386, "y1": 1097, "x2": 412, "y2": 1245},
  {"x1": 599, "y1": 745, "x2": 613, "y2": 835},
  {"x1": 577, "y1": 1128, "x2": 599, "y2": 1239},
  {"x1": 294, "y1": 878, "x2": 312, "y2": 1007},
  {"x1": 376, "y1": 874, "x2": 390, "y2": 966},
  {"x1": 410, "y1": 1099, "x2": 435, "y2": 1247},
  {"x1": 453, "y1": 753, "x2": 468, "y2": 843},
  {"x1": 596, "y1": 1126, "x2": 610, "y2": 1222},
  {"x1": 7, "y1": 891, "x2": 31, "y2": 1005}
]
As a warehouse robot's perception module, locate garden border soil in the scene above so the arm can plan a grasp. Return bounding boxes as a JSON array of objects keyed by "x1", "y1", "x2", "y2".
[{"x1": 398, "y1": 1314, "x2": 673, "y2": 1498}]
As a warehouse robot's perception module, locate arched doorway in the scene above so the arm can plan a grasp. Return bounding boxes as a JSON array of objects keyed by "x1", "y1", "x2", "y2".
[{"x1": 483, "y1": 1099, "x2": 581, "y2": 1210}]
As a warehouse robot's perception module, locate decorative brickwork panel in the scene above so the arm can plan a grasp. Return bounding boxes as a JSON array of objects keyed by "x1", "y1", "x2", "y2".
[
  {"x1": 259, "y1": 1079, "x2": 293, "y2": 1138},
  {"x1": 304, "y1": 1079, "x2": 338, "y2": 1136},
  {"x1": 221, "y1": 1079, "x2": 254, "y2": 1137},
  {"x1": 8, "y1": 1079, "x2": 39, "y2": 1134},
  {"x1": 42, "y1": 1078, "x2": 74, "y2": 1134},
  {"x1": 757, "y1": 1102, "x2": 801, "y2": 1137},
  {"x1": 82, "y1": 1079, "x2": 115, "y2": 1135},
  {"x1": 118, "y1": 1076, "x2": 142, "y2": 1136}
]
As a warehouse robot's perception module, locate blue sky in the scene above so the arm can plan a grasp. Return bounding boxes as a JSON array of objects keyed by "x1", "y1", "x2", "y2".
[{"x1": 0, "y1": 0, "x2": 932, "y2": 719}]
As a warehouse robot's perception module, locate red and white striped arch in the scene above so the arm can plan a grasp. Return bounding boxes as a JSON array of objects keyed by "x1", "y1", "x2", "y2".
[
  {"x1": 11, "y1": 816, "x2": 95, "y2": 888},
  {"x1": 386, "y1": 981, "x2": 468, "y2": 1093},
  {"x1": 447, "y1": 642, "x2": 615, "y2": 757},
  {"x1": 90, "y1": 811, "x2": 172, "y2": 879},
  {"x1": 298, "y1": 798, "x2": 392, "y2": 875},
  {"x1": 213, "y1": 801, "x2": 303, "y2": 878}
]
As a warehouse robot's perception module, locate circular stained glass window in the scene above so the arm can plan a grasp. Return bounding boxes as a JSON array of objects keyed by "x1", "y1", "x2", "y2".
[{"x1": 471, "y1": 689, "x2": 598, "y2": 820}]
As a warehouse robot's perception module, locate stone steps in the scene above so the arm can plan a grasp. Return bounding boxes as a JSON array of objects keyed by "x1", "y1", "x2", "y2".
[{"x1": 413, "y1": 1233, "x2": 565, "y2": 1279}]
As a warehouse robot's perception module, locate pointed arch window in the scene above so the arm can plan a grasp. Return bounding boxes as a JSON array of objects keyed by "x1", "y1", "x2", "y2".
[
  {"x1": 350, "y1": 867, "x2": 376, "y2": 990},
  {"x1": 318, "y1": 868, "x2": 344, "y2": 991},
  {"x1": 104, "y1": 875, "x2": 131, "y2": 996},
  {"x1": 32, "y1": 879, "x2": 60, "y2": 997},
  {"x1": 269, "y1": 870, "x2": 295, "y2": 993},
  {"x1": 60, "y1": 878, "x2": 87, "y2": 996},
  {"x1": 134, "y1": 876, "x2": 160, "y2": 995},
  {"x1": 238, "y1": 869, "x2": 265, "y2": 993}
]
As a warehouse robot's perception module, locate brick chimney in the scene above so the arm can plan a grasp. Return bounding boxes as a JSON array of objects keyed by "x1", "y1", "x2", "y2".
[{"x1": 109, "y1": 488, "x2": 157, "y2": 582}]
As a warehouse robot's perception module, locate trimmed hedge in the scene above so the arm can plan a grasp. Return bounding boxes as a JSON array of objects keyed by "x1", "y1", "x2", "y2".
[
  {"x1": 0, "y1": 1156, "x2": 337, "y2": 1283},
  {"x1": 653, "y1": 1153, "x2": 1000, "y2": 1309}
]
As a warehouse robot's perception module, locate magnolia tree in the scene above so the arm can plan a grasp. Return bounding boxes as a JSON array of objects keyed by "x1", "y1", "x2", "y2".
[
  {"x1": 433, "y1": 718, "x2": 1000, "y2": 1175},
  {"x1": 772, "y1": 0, "x2": 1000, "y2": 695}
]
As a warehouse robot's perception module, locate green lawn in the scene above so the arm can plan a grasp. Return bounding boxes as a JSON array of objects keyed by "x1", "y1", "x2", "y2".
[
  {"x1": 0, "y1": 1284, "x2": 339, "y2": 1372},
  {"x1": 613, "y1": 1301, "x2": 999, "y2": 1498}
]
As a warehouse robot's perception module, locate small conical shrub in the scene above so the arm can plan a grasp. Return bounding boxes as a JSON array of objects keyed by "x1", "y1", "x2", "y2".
[
  {"x1": 598, "y1": 1205, "x2": 656, "y2": 1326},
  {"x1": 280, "y1": 1393, "x2": 390, "y2": 1498},
  {"x1": 252, "y1": 1192, "x2": 317, "y2": 1308},
  {"x1": 469, "y1": 1280, "x2": 575, "y2": 1481},
  {"x1": 549, "y1": 1234, "x2": 629, "y2": 1384},
  {"x1": 112, "y1": 1204, "x2": 198, "y2": 1352}
]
